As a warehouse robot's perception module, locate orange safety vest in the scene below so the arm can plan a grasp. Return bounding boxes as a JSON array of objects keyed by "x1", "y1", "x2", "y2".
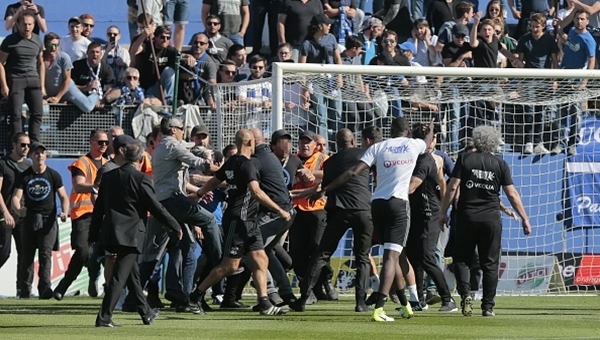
[
  {"x1": 68, "y1": 155, "x2": 106, "y2": 220},
  {"x1": 140, "y1": 151, "x2": 152, "y2": 178},
  {"x1": 293, "y1": 152, "x2": 328, "y2": 211}
]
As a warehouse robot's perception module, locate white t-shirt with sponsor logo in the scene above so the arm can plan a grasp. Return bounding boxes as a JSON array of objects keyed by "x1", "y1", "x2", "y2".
[{"x1": 360, "y1": 137, "x2": 427, "y2": 201}]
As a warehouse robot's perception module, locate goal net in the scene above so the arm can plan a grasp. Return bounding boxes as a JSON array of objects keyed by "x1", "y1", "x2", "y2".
[{"x1": 207, "y1": 64, "x2": 600, "y2": 295}]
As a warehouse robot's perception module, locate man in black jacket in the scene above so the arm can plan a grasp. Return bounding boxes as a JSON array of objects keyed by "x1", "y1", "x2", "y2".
[{"x1": 90, "y1": 139, "x2": 182, "y2": 327}]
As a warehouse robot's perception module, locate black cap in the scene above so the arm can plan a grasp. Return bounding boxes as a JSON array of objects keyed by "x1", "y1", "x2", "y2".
[
  {"x1": 271, "y1": 129, "x2": 292, "y2": 144},
  {"x1": 191, "y1": 125, "x2": 210, "y2": 136},
  {"x1": 299, "y1": 130, "x2": 316, "y2": 141},
  {"x1": 452, "y1": 23, "x2": 469, "y2": 36},
  {"x1": 311, "y1": 14, "x2": 335, "y2": 26},
  {"x1": 28, "y1": 142, "x2": 47, "y2": 155},
  {"x1": 68, "y1": 16, "x2": 81, "y2": 25},
  {"x1": 113, "y1": 134, "x2": 135, "y2": 151}
]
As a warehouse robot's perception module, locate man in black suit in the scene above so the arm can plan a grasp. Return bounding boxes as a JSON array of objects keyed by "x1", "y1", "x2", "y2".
[{"x1": 90, "y1": 137, "x2": 183, "y2": 327}]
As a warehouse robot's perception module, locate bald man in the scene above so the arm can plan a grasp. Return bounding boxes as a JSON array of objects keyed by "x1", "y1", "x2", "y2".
[
  {"x1": 315, "y1": 134, "x2": 328, "y2": 155},
  {"x1": 194, "y1": 129, "x2": 291, "y2": 316},
  {"x1": 298, "y1": 129, "x2": 374, "y2": 313}
]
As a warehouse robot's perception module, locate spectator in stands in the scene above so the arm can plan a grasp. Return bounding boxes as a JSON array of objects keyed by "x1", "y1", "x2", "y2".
[
  {"x1": 202, "y1": 0, "x2": 249, "y2": 46},
  {"x1": 278, "y1": 0, "x2": 324, "y2": 62},
  {"x1": 323, "y1": 0, "x2": 360, "y2": 43},
  {"x1": 441, "y1": 23, "x2": 473, "y2": 154},
  {"x1": 375, "y1": 0, "x2": 412, "y2": 43},
  {"x1": 278, "y1": 59, "x2": 311, "y2": 135},
  {"x1": 102, "y1": 26, "x2": 131, "y2": 86},
  {"x1": 43, "y1": 33, "x2": 100, "y2": 113},
  {"x1": 71, "y1": 42, "x2": 115, "y2": 109},
  {"x1": 227, "y1": 44, "x2": 250, "y2": 80},
  {"x1": 426, "y1": 0, "x2": 454, "y2": 35},
  {"x1": 164, "y1": 0, "x2": 190, "y2": 51},
  {"x1": 179, "y1": 33, "x2": 217, "y2": 106},
  {"x1": 127, "y1": 0, "x2": 139, "y2": 43},
  {"x1": 515, "y1": 13, "x2": 558, "y2": 155},
  {"x1": 340, "y1": 36, "x2": 371, "y2": 133},
  {"x1": 137, "y1": 0, "x2": 164, "y2": 26},
  {"x1": 483, "y1": 0, "x2": 508, "y2": 36},
  {"x1": 111, "y1": 67, "x2": 161, "y2": 107},
  {"x1": 509, "y1": 0, "x2": 549, "y2": 40},
  {"x1": 568, "y1": 0, "x2": 600, "y2": 66},
  {"x1": 211, "y1": 59, "x2": 239, "y2": 111},
  {"x1": 237, "y1": 55, "x2": 272, "y2": 131},
  {"x1": 4, "y1": 0, "x2": 46, "y2": 34},
  {"x1": 435, "y1": 1, "x2": 474, "y2": 53},
  {"x1": 59, "y1": 16, "x2": 91, "y2": 62},
  {"x1": 440, "y1": 126, "x2": 531, "y2": 318},
  {"x1": 204, "y1": 14, "x2": 234, "y2": 64},
  {"x1": 357, "y1": 17, "x2": 384, "y2": 65},
  {"x1": 407, "y1": 18, "x2": 440, "y2": 67},
  {"x1": 250, "y1": 0, "x2": 281, "y2": 57},
  {"x1": 300, "y1": 14, "x2": 343, "y2": 141},
  {"x1": 80, "y1": 14, "x2": 97, "y2": 41},
  {"x1": 0, "y1": 133, "x2": 32, "y2": 299},
  {"x1": 129, "y1": 13, "x2": 155, "y2": 56},
  {"x1": 0, "y1": 10, "x2": 44, "y2": 143},
  {"x1": 556, "y1": 10, "x2": 596, "y2": 156},
  {"x1": 133, "y1": 25, "x2": 178, "y2": 105},
  {"x1": 399, "y1": 41, "x2": 428, "y2": 85}
]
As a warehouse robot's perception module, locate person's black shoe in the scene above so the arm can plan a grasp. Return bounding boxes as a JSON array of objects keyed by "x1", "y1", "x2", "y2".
[
  {"x1": 313, "y1": 285, "x2": 329, "y2": 301},
  {"x1": 53, "y1": 291, "x2": 64, "y2": 301},
  {"x1": 95, "y1": 321, "x2": 119, "y2": 328},
  {"x1": 355, "y1": 303, "x2": 372, "y2": 313},
  {"x1": 142, "y1": 309, "x2": 160, "y2": 325},
  {"x1": 278, "y1": 293, "x2": 305, "y2": 312},
  {"x1": 175, "y1": 304, "x2": 205, "y2": 315},
  {"x1": 220, "y1": 300, "x2": 248, "y2": 309},
  {"x1": 364, "y1": 292, "x2": 377, "y2": 306},
  {"x1": 38, "y1": 288, "x2": 53, "y2": 300},
  {"x1": 88, "y1": 280, "x2": 99, "y2": 298},
  {"x1": 199, "y1": 298, "x2": 213, "y2": 312},
  {"x1": 482, "y1": 309, "x2": 496, "y2": 317},
  {"x1": 323, "y1": 281, "x2": 338, "y2": 301},
  {"x1": 268, "y1": 292, "x2": 284, "y2": 306},
  {"x1": 188, "y1": 290, "x2": 201, "y2": 304}
]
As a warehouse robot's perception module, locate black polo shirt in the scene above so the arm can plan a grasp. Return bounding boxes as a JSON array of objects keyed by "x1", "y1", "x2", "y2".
[
  {"x1": 322, "y1": 147, "x2": 371, "y2": 211},
  {"x1": 251, "y1": 143, "x2": 293, "y2": 212}
]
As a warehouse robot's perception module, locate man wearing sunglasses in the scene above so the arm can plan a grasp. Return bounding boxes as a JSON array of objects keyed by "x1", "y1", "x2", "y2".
[
  {"x1": 133, "y1": 25, "x2": 178, "y2": 105},
  {"x1": 0, "y1": 133, "x2": 32, "y2": 299},
  {"x1": 179, "y1": 32, "x2": 217, "y2": 106},
  {"x1": 111, "y1": 67, "x2": 161, "y2": 107},
  {"x1": 203, "y1": 14, "x2": 234, "y2": 64},
  {"x1": 79, "y1": 13, "x2": 95, "y2": 41},
  {"x1": 54, "y1": 129, "x2": 109, "y2": 301}
]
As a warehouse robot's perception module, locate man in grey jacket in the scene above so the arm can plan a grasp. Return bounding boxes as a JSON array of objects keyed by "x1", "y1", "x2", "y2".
[{"x1": 151, "y1": 116, "x2": 221, "y2": 314}]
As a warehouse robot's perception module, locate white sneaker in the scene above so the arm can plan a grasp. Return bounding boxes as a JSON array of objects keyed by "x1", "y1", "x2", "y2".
[
  {"x1": 523, "y1": 142, "x2": 533, "y2": 154},
  {"x1": 550, "y1": 145, "x2": 563, "y2": 154},
  {"x1": 568, "y1": 145, "x2": 578, "y2": 156},
  {"x1": 533, "y1": 143, "x2": 550, "y2": 155}
]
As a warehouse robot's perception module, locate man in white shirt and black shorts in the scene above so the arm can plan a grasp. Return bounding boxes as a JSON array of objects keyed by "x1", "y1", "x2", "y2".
[{"x1": 312, "y1": 117, "x2": 435, "y2": 322}]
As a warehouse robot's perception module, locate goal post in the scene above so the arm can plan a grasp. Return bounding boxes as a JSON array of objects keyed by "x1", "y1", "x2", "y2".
[{"x1": 211, "y1": 63, "x2": 600, "y2": 295}]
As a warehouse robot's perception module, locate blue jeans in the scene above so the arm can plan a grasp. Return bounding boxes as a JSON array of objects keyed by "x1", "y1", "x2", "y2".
[
  {"x1": 147, "y1": 67, "x2": 176, "y2": 104},
  {"x1": 445, "y1": 86, "x2": 466, "y2": 153},
  {"x1": 161, "y1": 193, "x2": 220, "y2": 301},
  {"x1": 62, "y1": 82, "x2": 100, "y2": 113},
  {"x1": 387, "y1": 86, "x2": 403, "y2": 118},
  {"x1": 312, "y1": 92, "x2": 342, "y2": 141},
  {"x1": 228, "y1": 33, "x2": 244, "y2": 46},
  {"x1": 163, "y1": 0, "x2": 190, "y2": 25}
]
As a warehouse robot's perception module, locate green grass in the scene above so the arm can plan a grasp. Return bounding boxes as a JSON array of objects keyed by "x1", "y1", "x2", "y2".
[{"x1": 1, "y1": 296, "x2": 599, "y2": 339}]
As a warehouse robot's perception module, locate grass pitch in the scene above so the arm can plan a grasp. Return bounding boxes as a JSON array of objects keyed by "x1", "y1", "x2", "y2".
[{"x1": 0, "y1": 295, "x2": 599, "y2": 339}]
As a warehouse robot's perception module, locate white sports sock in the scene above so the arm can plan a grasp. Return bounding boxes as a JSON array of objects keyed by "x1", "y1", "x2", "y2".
[
  {"x1": 370, "y1": 274, "x2": 380, "y2": 292},
  {"x1": 408, "y1": 285, "x2": 419, "y2": 302}
]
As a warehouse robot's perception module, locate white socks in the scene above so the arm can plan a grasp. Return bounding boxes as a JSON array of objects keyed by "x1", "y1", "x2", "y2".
[
  {"x1": 369, "y1": 274, "x2": 380, "y2": 292},
  {"x1": 408, "y1": 285, "x2": 419, "y2": 302}
]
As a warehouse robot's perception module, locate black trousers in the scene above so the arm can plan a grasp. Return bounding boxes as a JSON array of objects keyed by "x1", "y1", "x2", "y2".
[
  {"x1": 300, "y1": 208, "x2": 373, "y2": 303},
  {"x1": 55, "y1": 214, "x2": 95, "y2": 294},
  {"x1": 406, "y1": 215, "x2": 452, "y2": 303},
  {"x1": 250, "y1": 0, "x2": 280, "y2": 57},
  {"x1": 453, "y1": 215, "x2": 502, "y2": 311},
  {"x1": 288, "y1": 209, "x2": 332, "y2": 285},
  {"x1": 1, "y1": 214, "x2": 34, "y2": 295},
  {"x1": 97, "y1": 247, "x2": 151, "y2": 323},
  {"x1": 7, "y1": 76, "x2": 43, "y2": 143},
  {"x1": 19, "y1": 215, "x2": 57, "y2": 294}
]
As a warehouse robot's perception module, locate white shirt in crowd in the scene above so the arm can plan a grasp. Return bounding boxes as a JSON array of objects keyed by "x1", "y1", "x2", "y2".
[
  {"x1": 360, "y1": 137, "x2": 427, "y2": 201},
  {"x1": 137, "y1": 0, "x2": 163, "y2": 26},
  {"x1": 59, "y1": 35, "x2": 91, "y2": 62}
]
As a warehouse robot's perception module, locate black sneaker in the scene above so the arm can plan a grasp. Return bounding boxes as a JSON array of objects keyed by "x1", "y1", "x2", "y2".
[
  {"x1": 175, "y1": 304, "x2": 205, "y2": 315},
  {"x1": 364, "y1": 292, "x2": 377, "y2": 306},
  {"x1": 38, "y1": 288, "x2": 53, "y2": 300},
  {"x1": 407, "y1": 300, "x2": 428, "y2": 311},
  {"x1": 426, "y1": 290, "x2": 442, "y2": 305},
  {"x1": 220, "y1": 300, "x2": 248, "y2": 309},
  {"x1": 439, "y1": 300, "x2": 458, "y2": 312},
  {"x1": 260, "y1": 306, "x2": 288, "y2": 316},
  {"x1": 482, "y1": 309, "x2": 496, "y2": 317}
]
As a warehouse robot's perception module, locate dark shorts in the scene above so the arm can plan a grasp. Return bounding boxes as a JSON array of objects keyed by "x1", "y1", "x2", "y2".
[
  {"x1": 222, "y1": 216, "x2": 264, "y2": 259},
  {"x1": 371, "y1": 198, "x2": 410, "y2": 253}
]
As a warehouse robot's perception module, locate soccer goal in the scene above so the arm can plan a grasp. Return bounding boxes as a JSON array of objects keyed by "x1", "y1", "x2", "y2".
[{"x1": 208, "y1": 63, "x2": 600, "y2": 295}]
